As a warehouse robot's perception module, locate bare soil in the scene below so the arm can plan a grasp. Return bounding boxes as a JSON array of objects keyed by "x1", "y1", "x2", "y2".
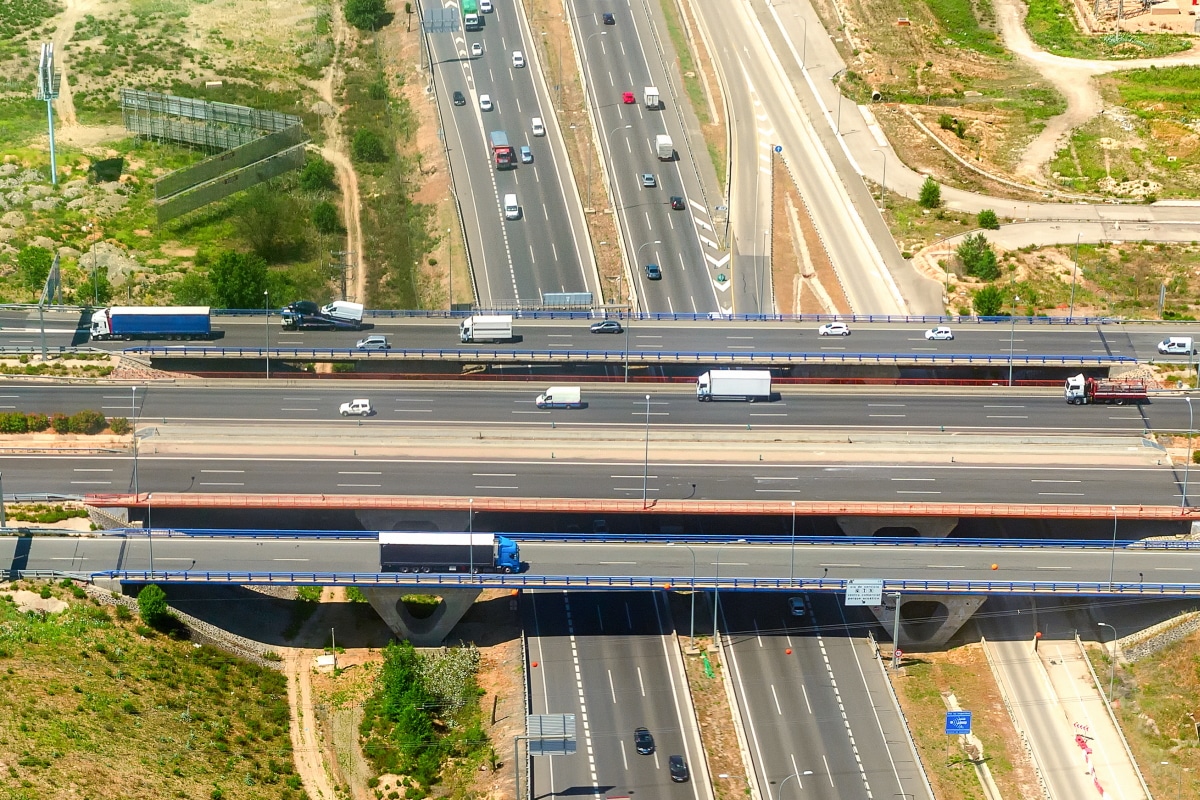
[{"x1": 771, "y1": 151, "x2": 849, "y2": 314}]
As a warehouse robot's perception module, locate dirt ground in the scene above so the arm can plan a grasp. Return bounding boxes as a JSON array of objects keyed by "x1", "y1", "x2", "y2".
[{"x1": 771, "y1": 152, "x2": 850, "y2": 315}]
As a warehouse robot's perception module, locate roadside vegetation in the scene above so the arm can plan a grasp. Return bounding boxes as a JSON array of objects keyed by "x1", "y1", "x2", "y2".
[
  {"x1": 0, "y1": 580, "x2": 301, "y2": 800},
  {"x1": 1024, "y1": 0, "x2": 1191, "y2": 60}
]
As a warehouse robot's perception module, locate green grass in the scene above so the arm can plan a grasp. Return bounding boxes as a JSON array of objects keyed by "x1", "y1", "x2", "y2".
[
  {"x1": 926, "y1": 0, "x2": 1005, "y2": 55},
  {"x1": 1025, "y1": 0, "x2": 1191, "y2": 59},
  {"x1": 1116, "y1": 65, "x2": 1200, "y2": 119},
  {"x1": 0, "y1": 0, "x2": 62, "y2": 41},
  {"x1": 0, "y1": 584, "x2": 302, "y2": 800}
]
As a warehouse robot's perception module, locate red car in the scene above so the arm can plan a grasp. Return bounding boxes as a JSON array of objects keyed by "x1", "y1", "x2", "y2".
[{"x1": 622, "y1": 91, "x2": 635, "y2": 104}]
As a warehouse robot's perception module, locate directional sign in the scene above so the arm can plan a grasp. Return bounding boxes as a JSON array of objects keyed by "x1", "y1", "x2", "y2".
[
  {"x1": 845, "y1": 579, "x2": 884, "y2": 606},
  {"x1": 945, "y1": 711, "x2": 972, "y2": 735},
  {"x1": 774, "y1": 145, "x2": 782, "y2": 153}
]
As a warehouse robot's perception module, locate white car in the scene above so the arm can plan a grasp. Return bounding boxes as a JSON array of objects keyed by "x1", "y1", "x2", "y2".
[
  {"x1": 924, "y1": 326, "x2": 954, "y2": 341},
  {"x1": 817, "y1": 321, "x2": 850, "y2": 336},
  {"x1": 788, "y1": 596, "x2": 806, "y2": 616},
  {"x1": 512, "y1": 50, "x2": 525, "y2": 68},
  {"x1": 470, "y1": 42, "x2": 482, "y2": 57},
  {"x1": 339, "y1": 399, "x2": 373, "y2": 417},
  {"x1": 480, "y1": 0, "x2": 493, "y2": 10},
  {"x1": 531, "y1": 117, "x2": 545, "y2": 136},
  {"x1": 479, "y1": 94, "x2": 492, "y2": 111}
]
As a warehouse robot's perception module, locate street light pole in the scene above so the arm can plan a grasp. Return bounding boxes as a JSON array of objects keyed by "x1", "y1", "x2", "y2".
[
  {"x1": 1109, "y1": 505, "x2": 1118, "y2": 588},
  {"x1": 264, "y1": 290, "x2": 270, "y2": 380},
  {"x1": 447, "y1": 227, "x2": 453, "y2": 310},
  {"x1": 790, "y1": 501, "x2": 796, "y2": 584},
  {"x1": 1098, "y1": 621, "x2": 1117, "y2": 700},
  {"x1": 0, "y1": 471, "x2": 5, "y2": 528},
  {"x1": 670, "y1": 543, "x2": 699, "y2": 643},
  {"x1": 147, "y1": 492, "x2": 154, "y2": 576},
  {"x1": 711, "y1": 539, "x2": 747, "y2": 648},
  {"x1": 873, "y1": 148, "x2": 887, "y2": 206},
  {"x1": 774, "y1": 773, "x2": 801, "y2": 800},
  {"x1": 623, "y1": 275, "x2": 630, "y2": 384},
  {"x1": 1008, "y1": 294, "x2": 1020, "y2": 387},
  {"x1": 131, "y1": 386, "x2": 139, "y2": 499},
  {"x1": 469, "y1": 498, "x2": 474, "y2": 575},
  {"x1": 1185, "y1": 397, "x2": 1193, "y2": 508},
  {"x1": 891, "y1": 591, "x2": 902, "y2": 668},
  {"x1": 642, "y1": 394, "x2": 651, "y2": 509},
  {"x1": 1068, "y1": 234, "x2": 1080, "y2": 321}
]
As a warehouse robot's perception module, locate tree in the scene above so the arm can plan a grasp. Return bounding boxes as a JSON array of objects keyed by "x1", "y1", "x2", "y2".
[
  {"x1": 918, "y1": 176, "x2": 941, "y2": 209},
  {"x1": 957, "y1": 232, "x2": 1000, "y2": 281},
  {"x1": 172, "y1": 270, "x2": 214, "y2": 306},
  {"x1": 352, "y1": 129, "x2": 389, "y2": 163},
  {"x1": 299, "y1": 157, "x2": 336, "y2": 192},
  {"x1": 137, "y1": 584, "x2": 168, "y2": 626},
  {"x1": 312, "y1": 201, "x2": 341, "y2": 234},
  {"x1": 977, "y1": 209, "x2": 999, "y2": 230},
  {"x1": 345, "y1": 0, "x2": 387, "y2": 30},
  {"x1": 232, "y1": 185, "x2": 307, "y2": 261},
  {"x1": 972, "y1": 284, "x2": 1005, "y2": 316},
  {"x1": 17, "y1": 245, "x2": 53, "y2": 292},
  {"x1": 210, "y1": 251, "x2": 268, "y2": 310}
]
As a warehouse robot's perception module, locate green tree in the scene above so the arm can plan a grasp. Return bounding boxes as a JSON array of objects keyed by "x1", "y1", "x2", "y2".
[
  {"x1": 17, "y1": 245, "x2": 53, "y2": 292},
  {"x1": 312, "y1": 201, "x2": 341, "y2": 234},
  {"x1": 957, "y1": 232, "x2": 1000, "y2": 280},
  {"x1": 352, "y1": 129, "x2": 389, "y2": 163},
  {"x1": 137, "y1": 584, "x2": 169, "y2": 626},
  {"x1": 918, "y1": 176, "x2": 941, "y2": 209},
  {"x1": 210, "y1": 251, "x2": 268, "y2": 310},
  {"x1": 299, "y1": 157, "x2": 336, "y2": 192},
  {"x1": 972, "y1": 284, "x2": 1005, "y2": 316},
  {"x1": 232, "y1": 185, "x2": 307, "y2": 261},
  {"x1": 172, "y1": 270, "x2": 214, "y2": 306},
  {"x1": 977, "y1": 209, "x2": 1000, "y2": 230},
  {"x1": 345, "y1": 0, "x2": 387, "y2": 30}
]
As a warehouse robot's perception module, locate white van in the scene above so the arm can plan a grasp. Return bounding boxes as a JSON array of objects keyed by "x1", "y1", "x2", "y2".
[
  {"x1": 1158, "y1": 336, "x2": 1197, "y2": 355},
  {"x1": 503, "y1": 193, "x2": 520, "y2": 220},
  {"x1": 535, "y1": 386, "x2": 582, "y2": 409}
]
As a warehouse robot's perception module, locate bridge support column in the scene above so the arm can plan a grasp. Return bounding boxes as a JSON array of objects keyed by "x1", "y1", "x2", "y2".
[
  {"x1": 361, "y1": 587, "x2": 482, "y2": 646},
  {"x1": 870, "y1": 594, "x2": 986, "y2": 651},
  {"x1": 836, "y1": 516, "x2": 959, "y2": 539}
]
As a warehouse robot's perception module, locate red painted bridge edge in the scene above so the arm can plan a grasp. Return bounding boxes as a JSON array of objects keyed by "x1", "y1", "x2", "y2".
[{"x1": 85, "y1": 494, "x2": 1199, "y2": 520}]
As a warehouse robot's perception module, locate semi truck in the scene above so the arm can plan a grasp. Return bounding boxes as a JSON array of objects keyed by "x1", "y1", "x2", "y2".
[
  {"x1": 89, "y1": 306, "x2": 212, "y2": 341},
  {"x1": 322, "y1": 300, "x2": 364, "y2": 326},
  {"x1": 379, "y1": 531, "x2": 520, "y2": 573},
  {"x1": 463, "y1": 0, "x2": 481, "y2": 29},
  {"x1": 1064, "y1": 373, "x2": 1148, "y2": 405},
  {"x1": 655, "y1": 134, "x2": 674, "y2": 161},
  {"x1": 645, "y1": 86, "x2": 659, "y2": 109},
  {"x1": 460, "y1": 314, "x2": 513, "y2": 343},
  {"x1": 696, "y1": 369, "x2": 773, "y2": 402},
  {"x1": 535, "y1": 386, "x2": 582, "y2": 408},
  {"x1": 489, "y1": 130, "x2": 516, "y2": 169}
]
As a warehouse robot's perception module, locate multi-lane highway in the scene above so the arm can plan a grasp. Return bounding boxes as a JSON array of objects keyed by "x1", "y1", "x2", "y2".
[{"x1": 426, "y1": 0, "x2": 595, "y2": 303}]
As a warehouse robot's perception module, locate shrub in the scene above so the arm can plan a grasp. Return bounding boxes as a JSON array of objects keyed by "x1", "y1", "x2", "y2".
[
  {"x1": 68, "y1": 409, "x2": 107, "y2": 435},
  {"x1": 957, "y1": 232, "x2": 1000, "y2": 280},
  {"x1": 972, "y1": 284, "x2": 1005, "y2": 316},
  {"x1": 0, "y1": 412, "x2": 27, "y2": 434},
  {"x1": 108, "y1": 417, "x2": 130, "y2": 435},
  {"x1": 345, "y1": 0, "x2": 388, "y2": 30},
  {"x1": 26, "y1": 413, "x2": 48, "y2": 432},
  {"x1": 352, "y1": 129, "x2": 389, "y2": 163},
  {"x1": 50, "y1": 413, "x2": 69, "y2": 434},
  {"x1": 16, "y1": 246, "x2": 53, "y2": 292},
  {"x1": 299, "y1": 157, "x2": 336, "y2": 191},
  {"x1": 137, "y1": 584, "x2": 169, "y2": 627},
  {"x1": 210, "y1": 250, "x2": 269, "y2": 310},
  {"x1": 918, "y1": 176, "x2": 942, "y2": 209},
  {"x1": 312, "y1": 201, "x2": 341, "y2": 234},
  {"x1": 115, "y1": 604, "x2": 132, "y2": 621},
  {"x1": 977, "y1": 209, "x2": 1000, "y2": 230}
]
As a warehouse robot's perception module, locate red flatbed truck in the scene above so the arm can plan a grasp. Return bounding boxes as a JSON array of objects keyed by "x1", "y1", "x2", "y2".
[{"x1": 1063, "y1": 373, "x2": 1148, "y2": 405}]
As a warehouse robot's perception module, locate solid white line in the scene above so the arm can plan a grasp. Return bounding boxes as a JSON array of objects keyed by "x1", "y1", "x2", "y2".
[
  {"x1": 1031, "y1": 479, "x2": 1082, "y2": 483},
  {"x1": 198, "y1": 482, "x2": 244, "y2": 486},
  {"x1": 891, "y1": 478, "x2": 935, "y2": 482},
  {"x1": 1038, "y1": 492, "x2": 1086, "y2": 497},
  {"x1": 338, "y1": 471, "x2": 382, "y2": 475},
  {"x1": 336, "y1": 483, "x2": 380, "y2": 488},
  {"x1": 200, "y1": 469, "x2": 244, "y2": 473},
  {"x1": 475, "y1": 485, "x2": 518, "y2": 489},
  {"x1": 896, "y1": 490, "x2": 941, "y2": 495}
]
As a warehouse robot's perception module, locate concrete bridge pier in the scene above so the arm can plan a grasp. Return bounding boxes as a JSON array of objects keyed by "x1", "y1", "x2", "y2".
[
  {"x1": 361, "y1": 587, "x2": 481, "y2": 646},
  {"x1": 870, "y1": 594, "x2": 986, "y2": 651},
  {"x1": 836, "y1": 516, "x2": 959, "y2": 539}
]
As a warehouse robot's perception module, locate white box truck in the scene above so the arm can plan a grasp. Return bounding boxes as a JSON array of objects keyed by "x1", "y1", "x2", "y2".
[
  {"x1": 460, "y1": 314, "x2": 513, "y2": 343},
  {"x1": 655, "y1": 134, "x2": 674, "y2": 161},
  {"x1": 696, "y1": 369, "x2": 772, "y2": 402},
  {"x1": 645, "y1": 86, "x2": 659, "y2": 109},
  {"x1": 535, "y1": 386, "x2": 582, "y2": 409}
]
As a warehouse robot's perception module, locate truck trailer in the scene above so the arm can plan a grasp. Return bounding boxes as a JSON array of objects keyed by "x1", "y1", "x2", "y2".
[
  {"x1": 1064, "y1": 373, "x2": 1148, "y2": 405},
  {"x1": 696, "y1": 369, "x2": 773, "y2": 402},
  {"x1": 644, "y1": 86, "x2": 659, "y2": 109},
  {"x1": 379, "y1": 531, "x2": 520, "y2": 573},
  {"x1": 89, "y1": 306, "x2": 212, "y2": 341},
  {"x1": 489, "y1": 130, "x2": 515, "y2": 169},
  {"x1": 655, "y1": 134, "x2": 674, "y2": 161},
  {"x1": 460, "y1": 314, "x2": 513, "y2": 343},
  {"x1": 463, "y1": 0, "x2": 481, "y2": 29}
]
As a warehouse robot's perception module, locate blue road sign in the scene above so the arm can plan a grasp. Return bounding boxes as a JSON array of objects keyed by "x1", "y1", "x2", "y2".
[
  {"x1": 774, "y1": 145, "x2": 783, "y2": 153},
  {"x1": 945, "y1": 710, "x2": 972, "y2": 735}
]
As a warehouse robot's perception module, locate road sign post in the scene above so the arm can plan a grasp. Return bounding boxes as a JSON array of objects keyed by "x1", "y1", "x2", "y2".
[{"x1": 945, "y1": 710, "x2": 972, "y2": 736}]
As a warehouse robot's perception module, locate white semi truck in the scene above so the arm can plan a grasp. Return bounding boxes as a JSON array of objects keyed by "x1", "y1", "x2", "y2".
[{"x1": 459, "y1": 315, "x2": 513, "y2": 343}]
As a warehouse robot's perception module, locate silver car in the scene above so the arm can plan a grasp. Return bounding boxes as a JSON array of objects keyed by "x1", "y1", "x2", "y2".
[{"x1": 356, "y1": 335, "x2": 390, "y2": 350}]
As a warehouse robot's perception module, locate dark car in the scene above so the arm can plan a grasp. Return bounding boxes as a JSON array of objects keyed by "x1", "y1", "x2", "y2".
[
  {"x1": 634, "y1": 727, "x2": 654, "y2": 755},
  {"x1": 669, "y1": 755, "x2": 689, "y2": 782},
  {"x1": 452, "y1": 90, "x2": 466, "y2": 106},
  {"x1": 590, "y1": 320, "x2": 623, "y2": 334},
  {"x1": 285, "y1": 300, "x2": 320, "y2": 316},
  {"x1": 670, "y1": 195, "x2": 685, "y2": 210},
  {"x1": 602, "y1": 12, "x2": 615, "y2": 24},
  {"x1": 645, "y1": 263, "x2": 661, "y2": 280}
]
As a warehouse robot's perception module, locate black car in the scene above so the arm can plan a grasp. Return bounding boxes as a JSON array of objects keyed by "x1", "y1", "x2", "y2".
[
  {"x1": 285, "y1": 300, "x2": 320, "y2": 316},
  {"x1": 602, "y1": 12, "x2": 615, "y2": 24},
  {"x1": 669, "y1": 755, "x2": 689, "y2": 782},
  {"x1": 590, "y1": 320, "x2": 623, "y2": 334},
  {"x1": 645, "y1": 263, "x2": 662, "y2": 280},
  {"x1": 670, "y1": 195, "x2": 685, "y2": 210},
  {"x1": 452, "y1": 90, "x2": 466, "y2": 106},
  {"x1": 634, "y1": 727, "x2": 654, "y2": 755}
]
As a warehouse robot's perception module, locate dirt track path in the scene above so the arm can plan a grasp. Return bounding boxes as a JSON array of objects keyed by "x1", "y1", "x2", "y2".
[
  {"x1": 284, "y1": 650, "x2": 338, "y2": 800},
  {"x1": 994, "y1": 0, "x2": 1200, "y2": 178},
  {"x1": 48, "y1": 0, "x2": 96, "y2": 127}
]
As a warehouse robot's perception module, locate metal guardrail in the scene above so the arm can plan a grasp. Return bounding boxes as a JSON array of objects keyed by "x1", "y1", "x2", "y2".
[
  {"x1": 82, "y1": 570, "x2": 1200, "y2": 594},
  {"x1": 125, "y1": 346, "x2": 1138, "y2": 365}
]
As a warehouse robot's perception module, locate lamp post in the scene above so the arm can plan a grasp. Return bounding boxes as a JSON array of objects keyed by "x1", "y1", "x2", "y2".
[
  {"x1": 636, "y1": 240, "x2": 661, "y2": 271},
  {"x1": 891, "y1": 591, "x2": 902, "y2": 668},
  {"x1": 447, "y1": 227, "x2": 453, "y2": 310},
  {"x1": 469, "y1": 498, "x2": 474, "y2": 576},
  {"x1": 1185, "y1": 396, "x2": 1194, "y2": 508},
  {"x1": 642, "y1": 394, "x2": 651, "y2": 509},
  {"x1": 774, "y1": 773, "x2": 802, "y2": 800},
  {"x1": 1097, "y1": 621, "x2": 1117, "y2": 700},
  {"x1": 670, "y1": 543, "x2": 699, "y2": 643},
  {"x1": 790, "y1": 501, "x2": 796, "y2": 584},
  {"x1": 147, "y1": 492, "x2": 154, "y2": 576},
  {"x1": 1007, "y1": 294, "x2": 1020, "y2": 387},
  {"x1": 872, "y1": 148, "x2": 888, "y2": 207},
  {"x1": 131, "y1": 386, "x2": 139, "y2": 499},
  {"x1": 0, "y1": 471, "x2": 5, "y2": 528},
  {"x1": 263, "y1": 290, "x2": 270, "y2": 380},
  {"x1": 1109, "y1": 505, "x2": 1118, "y2": 588},
  {"x1": 798, "y1": 16, "x2": 808, "y2": 66},
  {"x1": 711, "y1": 539, "x2": 747, "y2": 647},
  {"x1": 1068, "y1": 234, "x2": 1080, "y2": 322}
]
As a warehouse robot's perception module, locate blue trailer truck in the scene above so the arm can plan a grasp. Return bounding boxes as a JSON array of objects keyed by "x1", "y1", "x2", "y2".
[
  {"x1": 89, "y1": 306, "x2": 212, "y2": 341},
  {"x1": 379, "y1": 531, "x2": 520, "y2": 573}
]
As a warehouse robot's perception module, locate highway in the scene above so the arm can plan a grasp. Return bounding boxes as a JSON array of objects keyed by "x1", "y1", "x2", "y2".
[
  {"x1": 721, "y1": 592, "x2": 932, "y2": 800},
  {"x1": 526, "y1": 591, "x2": 711, "y2": 800},
  {"x1": 9, "y1": 308, "x2": 1200, "y2": 362},
  {"x1": 571, "y1": 0, "x2": 723, "y2": 315},
  {"x1": 425, "y1": 0, "x2": 595, "y2": 304}
]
